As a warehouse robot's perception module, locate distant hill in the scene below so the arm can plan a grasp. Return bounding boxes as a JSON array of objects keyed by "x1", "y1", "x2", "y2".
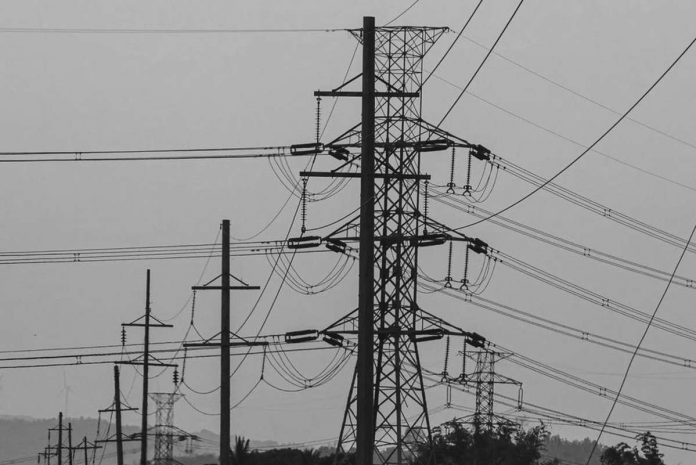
[
  {"x1": 0, "y1": 416, "x2": 277, "y2": 464},
  {"x1": 0, "y1": 416, "x2": 141, "y2": 464},
  {"x1": 1, "y1": 415, "x2": 603, "y2": 465}
]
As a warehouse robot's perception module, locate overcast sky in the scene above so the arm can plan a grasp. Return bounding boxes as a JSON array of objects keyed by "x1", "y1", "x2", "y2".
[{"x1": 1, "y1": 1, "x2": 695, "y2": 463}]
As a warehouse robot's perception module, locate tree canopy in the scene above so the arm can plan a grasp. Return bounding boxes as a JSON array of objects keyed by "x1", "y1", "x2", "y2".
[{"x1": 600, "y1": 432, "x2": 665, "y2": 465}]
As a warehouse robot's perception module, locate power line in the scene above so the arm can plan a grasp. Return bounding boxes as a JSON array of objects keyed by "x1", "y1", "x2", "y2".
[
  {"x1": 454, "y1": 33, "x2": 696, "y2": 231},
  {"x1": 0, "y1": 240, "x2": 329, "y2": 265},
  {"x1": 430, "y1": 73, "x2": 696, "y2": 193},
  {"x1": 437, "y1": 0, "x2": 525, "y2": 126},
  {"x1": 584, "y1": 221, "x2": 696, "y2": 464},
  {"x1": 430, "y1": 189, "x2": 696, "y2": 288},
  {"x1": 0, "y1": 145, "x2": 286, "y2": 156},
  {"x1": 460, "y1": 33, "x2": 696, "y2": 154},
  {"x1": 421, "y1": 0, "x2": 484, "y2": 88},
  {"x1": 0, "y1": 27, "x2": 347, "y2": 34},
  {"x1": 0, "y1": 152, "x2": 314, "y2": 163},
  {"x1": 486, "y1": 154, "x2": 696, "y2": 252},
  {"x1": 383, "y1": 0, "x2": 422, "y2": 26},
  {"x1": 0, "y1": 345, "x2": 338, "y2": 370},
  {"x1": 427, "y1": 283, "x2": 696, "y2": 371}
]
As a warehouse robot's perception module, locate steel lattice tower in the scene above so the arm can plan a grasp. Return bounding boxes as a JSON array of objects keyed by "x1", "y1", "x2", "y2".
[
  {"x1": 316, "y1": 24, "x2": 448, "y2": 464},
  {"x1": 304, "y1": 18, "x2": 489, "y2": 465},
  {"x1": 150, "y1": 393, "x2": 183, "y2": 465},
  {"x1": 457, "y1": 349, "x2": 521, "y2": 435}
]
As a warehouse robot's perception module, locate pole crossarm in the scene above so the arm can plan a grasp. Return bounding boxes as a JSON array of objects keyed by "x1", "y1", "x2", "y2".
[
  {"x1": 116, "y1": 354, "x2": 178, "y2": 368},
  {"x1": 95, "y1": 435, "x2": 140, "y2": 444}
]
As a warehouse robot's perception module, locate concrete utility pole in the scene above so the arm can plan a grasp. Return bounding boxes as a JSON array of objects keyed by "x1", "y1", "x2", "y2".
[
  {"x1": 67, "y1": 423, "x2": 73, "y2": 465},
  {"x1": 82, "y1": 438, "x2": 88, "y2": 465},
  {"x1": 114, "y1": 366, "x2": 125, "y2": 465},
  {"x1": 121, "y1": 270, "x2": 175, "y2": 465},
  {"x1": 220, "y1": 220, "x2": 231, "y2": 465},
  {"x1": 356, "y1": 15, "x2": 376, "y2": 465},
  {"x1": 58, "y1": 412, "x2": 63, "y2": 465},
  {"x1": 141, "y1": 271, "x2": 151, "y2": 465},
  {"x1": 186, "y1": 220, "x2": 261, "y2": 465}
]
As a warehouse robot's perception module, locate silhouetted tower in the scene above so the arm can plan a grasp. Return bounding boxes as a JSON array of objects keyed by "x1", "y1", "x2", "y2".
[
  {"x1": 458, "y1": 348, "x2": 522, "y2": 435},
  {"x1": 150, "y1": 392, "x2": 183, "y2": 465},
  {"x1": 303, "y1": 18, "x2": 494, "y2": 464}
]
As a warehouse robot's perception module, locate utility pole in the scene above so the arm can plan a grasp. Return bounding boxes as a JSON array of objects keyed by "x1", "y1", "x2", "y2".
[
  {"x1": 58, "y1": 412, "x2": 63, "y2": 465},
  {"x1": 74, "y1": 437, "x2": 101, "y2": 465},
  {"x1": 220, "y1": 220, "x2": 231, "y2": 465},
  {"x1": 67, "y1": 423, "x2": 73, "y2": 465},
  {"x1": 41, "y1": 414, "x2": 73, "y2": 465},
  {"x1": 141, "y1": 271, "x2": 151, "y2": 465},
  {"x1": 356, "y1": 15, "x2": 376, "y2": 465},
  {"x1": 185, "y1": 220, "x2": 261, "y2": 465},
  {"x1": 114, "y1": 366, "x2": 125, "y2": 465},
  {"x1": 96, "y1": 366, "x2": 135, "y2": 459},
  {"x1": 120, "y1": 270, "x2": 175, "y2": 465}
]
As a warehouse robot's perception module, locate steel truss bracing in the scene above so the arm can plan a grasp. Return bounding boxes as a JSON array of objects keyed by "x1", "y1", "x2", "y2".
[
  {"x1": 457, "y1": 349, "x2": 522, "y2": 434},
  {"x1": 328, "y1": 25, "x2": 449, "y2": 464},
  {"x1": 150, "y1": 393, "x2": 183, "y2": 465},
  {"x1": 304, "y1": 20, "x2": 492, "y2": 465}
]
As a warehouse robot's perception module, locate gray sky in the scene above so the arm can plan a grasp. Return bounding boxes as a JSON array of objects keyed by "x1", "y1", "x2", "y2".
[{"x1": 1, "y1": 0, "x2": 696, "y2": 463}]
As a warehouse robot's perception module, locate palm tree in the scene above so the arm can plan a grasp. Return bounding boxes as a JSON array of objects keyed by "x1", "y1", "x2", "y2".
[{"x1": 230, "y1": 436, "x2": 250, "y2": 465}]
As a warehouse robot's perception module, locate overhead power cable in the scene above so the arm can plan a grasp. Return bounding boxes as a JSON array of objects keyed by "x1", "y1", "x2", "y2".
[
  {"x1": 437, "y1": 0, "x2": 525, "y2": 126},
  {"x1": 427, "y1": 283, "x2": 696, "y2": 370},
  {"x1": 487, "y1": 155, "x2": 696, "y2": 252},
  {"x1": 429, "y1": 189, "x2": 696, "y2": 288},
  {"x1": 0, "y1": 240, "x2": 330, "y2": 265},
  {"x1": 420, "y1": 0, "x2": 484, "y2": 88},
  {"x1": 0, "y1": 145, "x2": 286, "y2": 156},
  {"x1": 488, "y1": 249, "x2": 696, "y2": 342},
  {"x1": 420, "y1": 368, "x2": 696, "y2": 453},
  {"x1": 430, "y1": 73, "x2": 696, "y2": 193},
  {"x1": 0, "y1": 27, "x2": 347, "y2": 34},
  {"x1": 0, "y1": 151, "x2": 319, "y2": 163},
  {"x1": 0, "y1": 344, "x2": 335, "y2": 370},
  {"x1": 460, "y1": 33, "x2": 696, "y2": 155},
  {"x1": 453, "y1": 33, "x2": 696, "y2": 231},
  {"x1": 585, "y1": 221, "x2": 696, "y2": 465},
  {"x1": 383, "y1": 0, "x2": 421, "y2": 26}
]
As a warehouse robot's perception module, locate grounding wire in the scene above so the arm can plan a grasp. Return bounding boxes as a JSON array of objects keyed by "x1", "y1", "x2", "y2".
[
  {"x1": 383, "y1": 0, "x2": 422, "y2": 26},
  {"x1": 421, "y1": 0, "x2": 484, "y2": 89},
  {"x1": 436, "y1": 0, "x2": 525, "y2": 126},
  {"x1": 430, "y1": 71, "x2": 696, "y2": 194},
  {"x1": 460, "y1": 33, "x2": 696, "y2": 156}
]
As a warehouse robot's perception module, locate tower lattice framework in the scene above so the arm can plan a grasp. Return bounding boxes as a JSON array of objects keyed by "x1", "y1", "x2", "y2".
[
  {"x1": 457, "y1": 349, "x2": 521, "y2": 435},
  {"x1": 331, "y1": 26, "x2": 448, "y2": 464},
  {"x1": 150, "y1": 392, "x2": 183, "y2": 465}
]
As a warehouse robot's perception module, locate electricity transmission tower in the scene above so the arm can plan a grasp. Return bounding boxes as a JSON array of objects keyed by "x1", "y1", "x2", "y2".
[
  {"x1": 300, "y1": 17, "x2": 489, "y2": 465},
  {"x1": 457, "y1": 348, "x2": 522, "y2": 435},
  {"x1": 150, "y1": 392, "x2": 186, "y2": 465}
]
